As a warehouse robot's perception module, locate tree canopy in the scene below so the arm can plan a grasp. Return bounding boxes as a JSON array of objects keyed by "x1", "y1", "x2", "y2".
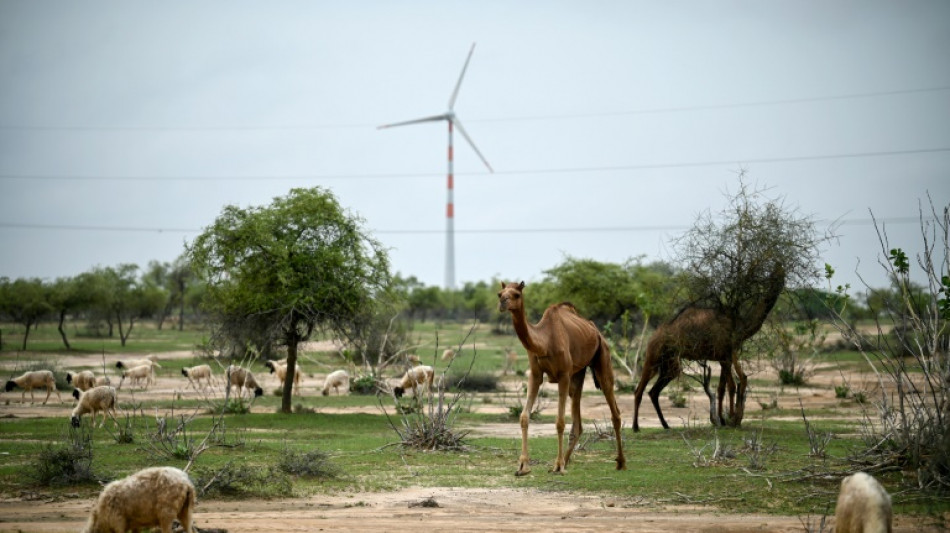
[{"x1": 188, "y1": 187, "x2": 392, "y2": 413}]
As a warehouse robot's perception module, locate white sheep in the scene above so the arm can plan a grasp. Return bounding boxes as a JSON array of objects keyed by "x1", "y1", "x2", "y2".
[
  {"x1": 81, "y1": 466, "x2": 196, "y2": 533},
  {"x1": 226, "y1": 365, "x2": 263, "y2": 399},
  {"x1": 264, "y1": 360, "x2": 301, "y2": 395},
  {"x1": 181, "y1": 364, "x2": 216, "y2": 389},
  {"x1": 118, "y1": 364, "x2": 154, "y2": 389},
  {"x1": 441, "y1": 348, "x2": 456, "y2": 361},
  {"x1": 393, "y1": 365, "x2": 434, "y2": 398},
  {"x1": 322, "y1": 369, "x2": 350, "y2": 396},
  {"x1": 71, "y1": 386, "x2": 118, "y2": 428},
  {"x1": 834, "y1": 472, "x2": 893, "y2": 533},
  {"x1": 4, "y1": 370, "x2": 63, "y2": 404},
  {"x1": 115, "y1": 358, "x2": 160, "y2": 381}
]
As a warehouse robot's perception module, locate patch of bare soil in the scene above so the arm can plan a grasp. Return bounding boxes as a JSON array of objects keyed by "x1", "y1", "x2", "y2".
[{"x1": 0, "y1": 486, "x2": 944, "y2": 532}]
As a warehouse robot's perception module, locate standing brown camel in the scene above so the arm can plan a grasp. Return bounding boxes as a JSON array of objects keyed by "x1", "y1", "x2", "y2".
[
  {"x1": 498, "y1": 281, "x2": 625, "y2": 476},
  {"x1": 633, "y1": 264, "x2": 785, "y2": 431}
]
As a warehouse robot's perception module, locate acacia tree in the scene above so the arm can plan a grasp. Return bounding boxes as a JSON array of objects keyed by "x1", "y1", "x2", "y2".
[
  {"x1": 673, "y1": 177, "x2": 828, "y2": 423},
  {"x1": 188, "y1": 187, "x2": 392, "y2": 414}
]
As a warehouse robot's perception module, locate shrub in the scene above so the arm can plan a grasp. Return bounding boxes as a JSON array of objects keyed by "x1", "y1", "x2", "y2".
[
  {"x1": 192, "y1": 463, "x2": 292, "y2": 498},
  {"x1": 349, "y1": 374, "x2": 379, "y2": 395},
  {"x1": 448, "y1": 371, "x2": 499, "y2": 392},
  {"x1": 277, "y1": 446, "x2": 339, "y2": 478},
  {"x1": 32, "y1": 425, "x2": 97, "y2": 486}
]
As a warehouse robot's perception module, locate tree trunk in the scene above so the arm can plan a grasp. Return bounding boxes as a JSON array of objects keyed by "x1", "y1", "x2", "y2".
[
  {"x1": 20, "y1": 319, "x2": 33, "y2": 350},
  {"x1": 57, "y1": 310, "x2": 72, "y2": 350},
  {"x1": 281, "y1": 335, "x2": 299, "y2": 414},
  {"x1": 117, "y1": 311, "x2": 134, "y2": 347},
  {"x1": 178, "y1": 297, "x2": 186, "y2": 332}
]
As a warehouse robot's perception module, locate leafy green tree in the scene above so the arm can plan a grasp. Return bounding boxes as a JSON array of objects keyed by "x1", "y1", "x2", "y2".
[
  {"x1": 93, "y1": 264, "x2": 164, "y2": 346},
  {"x1": 0, "y1": 277, "x2": 51, "y2": 350},
  {"x1": 47, "y1": 275, "x2": 96, "y2": 350},
  {"x1": 142, "y1": 260, "x2": 174, "y2": 330},
  {"x1": 188, "y1": 187, "x2": 392, "y2": 413}
]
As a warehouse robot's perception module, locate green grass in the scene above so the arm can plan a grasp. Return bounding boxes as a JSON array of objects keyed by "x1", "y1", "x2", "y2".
[{"x1": 1, "y1": 319, "x2": 948, "y2": 520}]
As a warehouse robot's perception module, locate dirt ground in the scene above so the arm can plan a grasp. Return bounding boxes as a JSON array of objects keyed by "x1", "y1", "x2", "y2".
[{"x1": 1, "y1": 348, "x2": 948, "y2": 532}]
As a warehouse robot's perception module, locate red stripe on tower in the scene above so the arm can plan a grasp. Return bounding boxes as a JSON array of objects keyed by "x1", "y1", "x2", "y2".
[{"x1": 447, "y1": 203, "x2": 454, "y2": 218}]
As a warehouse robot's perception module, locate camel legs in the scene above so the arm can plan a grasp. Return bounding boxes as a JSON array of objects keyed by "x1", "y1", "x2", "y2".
[
  {"x1": 595, "y1": 366, "x2": 627, "y2": 470},
  {"x1": 732, "y1": 358, "x2": 749, "y2": 427},
  {"x1": 717, "y1": 362, "x2": 737, "y2": 425},
  {"x1": 632, "y1": 359, "x2": 655, "y2": 432},
  {"x1": 516, "y1": 371, "x2": 543, "y2": 476},
  {"x1": 646, "y1": 367, "x2": 676, "y2": 430},
  {"x1": 551, "y1": 376, "x2": 570, "y2": 474},
  {"x1": 563, "y1": 371, "x2": 587, "y2": 468}
]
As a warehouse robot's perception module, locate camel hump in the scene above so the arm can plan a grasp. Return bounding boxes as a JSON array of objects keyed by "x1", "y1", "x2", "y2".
[{"x1": 556, "y1": 301, "x2": 578, "y2": 313}]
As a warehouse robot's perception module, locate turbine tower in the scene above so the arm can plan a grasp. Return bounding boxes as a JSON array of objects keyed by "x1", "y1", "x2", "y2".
[{"x1": 379, "y1": 43, "x2": 493, "y2": 290}]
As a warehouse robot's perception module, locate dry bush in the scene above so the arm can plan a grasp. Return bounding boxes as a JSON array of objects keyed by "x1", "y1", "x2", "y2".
[{"x1": 826, "y1": 197, "x2": 950, "y2": 492}]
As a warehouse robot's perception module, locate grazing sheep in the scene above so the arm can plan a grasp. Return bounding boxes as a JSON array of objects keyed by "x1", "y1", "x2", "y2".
[
  {"x1": 118, "y1": 364, "x2": 154, "y2": 389},
  {"x1": 226, "y1": 365, "x2": 263, "y2": 399},
  {"x1": 81, "y1": 466, "x2": 196, "y2": 533},
  {"x1": 115, "y1": 356, "x2": 161, "y2": 371},
  {"x1": 67, "y1": 370, "x2": 98, "y2": 392},
  {"x1": 393, "y1": 365, "x2": 434, "y2": 398},
  {"x1": 264, "y1": 360, "x2": 301, "y2": 395},
  {"x1": 4, "y1": 370, "x2": 63, "y2": 404},
  {"x1": 441, "y1": 348, "x2": 456, "y2": 361},
  {"x1": 71, "y1": 386, "x2": 118, "y2": 428},
  {"x1": 322, "y1": 369, "x2": 350, "y2": 396},
  {"x1": 834, "y1": 472, "x2": 893, "y2": 533},
  {"x1": 181, "y1": 364, "x2": 216, "y2": 389},
  {"x1": 67, "y1": 371, "x2": 110, "y2": 392}
]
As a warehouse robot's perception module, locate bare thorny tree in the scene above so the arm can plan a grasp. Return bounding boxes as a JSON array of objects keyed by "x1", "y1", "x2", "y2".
[{"x1": 826, "y1": 195, "x2": 949, "y2": 493}]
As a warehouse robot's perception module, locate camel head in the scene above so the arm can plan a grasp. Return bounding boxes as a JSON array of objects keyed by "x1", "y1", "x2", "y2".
[{"x1": 498, "y1": 281, "x2": 526, "y2": 313}]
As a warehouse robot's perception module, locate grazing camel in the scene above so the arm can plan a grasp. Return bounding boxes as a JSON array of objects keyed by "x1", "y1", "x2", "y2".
[
  {"x1": 633, "y1": 264, "x2": 785, "y2": 430},
  {"x1": 498, "y1": 281, "x2": 625, "y2": 476}
]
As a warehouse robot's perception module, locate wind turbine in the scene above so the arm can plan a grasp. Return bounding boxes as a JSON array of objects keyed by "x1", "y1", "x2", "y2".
[{"x1": 379, "y1": 43, "x2": 493, "y2": 290}]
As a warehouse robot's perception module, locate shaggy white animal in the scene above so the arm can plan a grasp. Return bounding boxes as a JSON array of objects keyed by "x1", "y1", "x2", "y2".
[
  {"x1": 322, "y1": 369, "x2": 350, "y2": 396},
  {"x1": 71, "y1": 386, "x2": 118, "y2": 428},
  {"x1": 834, "y1": 472, "x2": 893, "y2": 533},
  {"x1": 393, "y1": 365, "x2": 434, "y2": 398},
  {"x1": 264, "y1": 360, "x2": 301, "y2": 395},
  {"x1": 118, "y1": 364, "x2": 154, "y2": 389},
  {"x1": 4, "y1": 370, "x2": 63, "y2": 404},
  {"x1": 181, "y1": 364, "x2": 215, "y2": 389},
  {"x1": 226, "y1": 365, "x2": 263, "y2": 399},
  {"x1": 81, "y1": 466, "x2": 196, "y2": 533}
]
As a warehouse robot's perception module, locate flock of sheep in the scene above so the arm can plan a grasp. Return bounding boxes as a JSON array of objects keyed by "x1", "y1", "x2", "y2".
[{"x1": 4, "y1": 354, "x2": 895, "y2": 532}]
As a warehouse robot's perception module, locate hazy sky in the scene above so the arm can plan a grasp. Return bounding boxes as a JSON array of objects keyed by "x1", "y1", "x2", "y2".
[{"x1": 1, "y1": 1, "x2": 948, "y2": 294}]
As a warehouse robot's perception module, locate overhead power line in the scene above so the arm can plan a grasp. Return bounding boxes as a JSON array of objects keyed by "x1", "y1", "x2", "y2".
[
  {"x1": 1, "y1": 147, "x2": 947, "y2": 182},
  {"x1": 0, "y1": 217, "x2": 929, "y2": 235},
  {"x1": 0, "y1": 86, "x2": 947, "y2": 132}
]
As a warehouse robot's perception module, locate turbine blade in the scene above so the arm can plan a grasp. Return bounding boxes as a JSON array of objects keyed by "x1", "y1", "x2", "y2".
[
  {"x1": 448, "y1": 43, "x2": 477, "y2": 111},
  {"x1": 451, "y1": 116, "x2": 493, "y2": 173},
  {"x1": 378, "y1": 113, "x2": 449, "y2": 129}
]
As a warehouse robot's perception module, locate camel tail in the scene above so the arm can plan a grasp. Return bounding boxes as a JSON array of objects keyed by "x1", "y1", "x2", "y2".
[{"x1": 590, "y1": 333, "x2": 609, "y2": 390}]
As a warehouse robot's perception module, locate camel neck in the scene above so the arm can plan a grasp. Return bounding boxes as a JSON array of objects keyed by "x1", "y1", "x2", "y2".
[{"x1": 510, "y1": 308, "x2": 543, "y2": 353}]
